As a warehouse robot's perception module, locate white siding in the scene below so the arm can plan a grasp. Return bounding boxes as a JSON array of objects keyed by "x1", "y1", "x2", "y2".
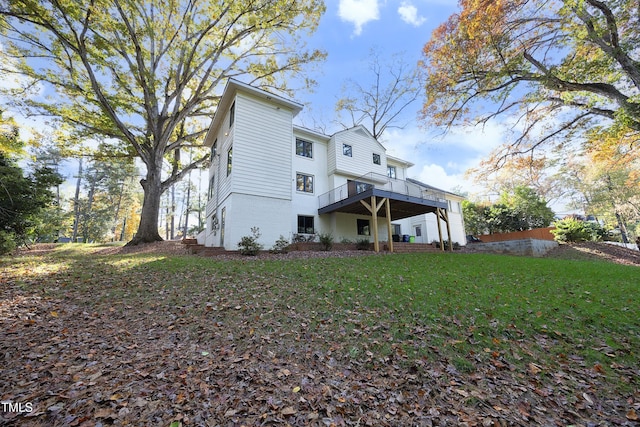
[
  {"x1": 329, "y1": 128, "x2": 387, "y2": 178},
  {"x1": 225, "y1": 194, "x2": 292, "y2": 250},
  {"x1": 291, "y1": 131, "x2": 329, "y2": 237},
  {"x1": 233, "y1": 93, "x2": 294, "y2": 200}
]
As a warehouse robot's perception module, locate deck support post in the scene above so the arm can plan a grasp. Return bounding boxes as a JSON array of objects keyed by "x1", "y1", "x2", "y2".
[
  {"x1": 360, "y1": 196, "x2": 390, "y2": 253},
  {"x1": 385, "y1": 198, "x2": 393, "y2": 253},
  {"x1": 436, "y1": 207, "x2": 453, "y2": 252},
  {"x1": 436, "y1": 207, "x2": 445, "y2": 251}
]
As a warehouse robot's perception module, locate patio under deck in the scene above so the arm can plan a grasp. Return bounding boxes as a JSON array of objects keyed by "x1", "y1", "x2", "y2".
[{"x1": 317, "y1": 174, "x2": 454, "y2": 252}]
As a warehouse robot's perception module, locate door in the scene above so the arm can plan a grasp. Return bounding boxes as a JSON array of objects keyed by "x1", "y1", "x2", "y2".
[{"x1": 414, "y1": 225, "x2": 423, "y2": 243}]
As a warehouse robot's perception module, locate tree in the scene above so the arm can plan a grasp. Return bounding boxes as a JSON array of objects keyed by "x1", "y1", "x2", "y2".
[
  {"x1": 498, "y1": 186, "x2": 555, "y2": 231},
  {"x1": 0, "y1": 152, "x2": 62, "y2": 253},
  {"x1": 559, "y1": 136, "x2": 639, "y2": 242},
  {"x1": 0, "y1": 110, "x2": 22, "y2": 156},
  {"x1": 421, "y1": 0, "x2": 640, "y2": 168},
  {"x1": 75, "y1": 156, "x2": 140, "y2": 242},
  {"x1": 336, "y1": 50, "x2": 423, "y2": 140},
  {"x1": 0, "y1": 0, "x2": 326, "y2": 245},
  {"x1": 462, "y1": 186, "x2": 554, "y2": 235}
]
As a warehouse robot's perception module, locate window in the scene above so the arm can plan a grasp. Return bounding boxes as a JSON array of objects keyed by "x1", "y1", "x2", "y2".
[
  {"x1": 297, "y1": 215, "x2": 315, "y2": 234},
  {"x1": 226, "y1": 146, "x2": 233, "y2": 176},
  {"x1": 373, "y1": 153, "x2": 381, "y2": 165},
  {"x1": 208, "y1": 175, "x2": 215, "y2": 200},
  {"x1": 229, "y1": 101, "x2": 235, "y2": 127},
  {"x1": 296, "y1": 173, "x2": 314, "y2": 193},
  {"x1": 343, "y1": 143, "x2": 352, "y2": 157},
  {"x1": 211, "y1": 139, "x2": 217, "y2": 158},
  {"x1": 415, "y1": 226, "x2": 422, "y2": 237},
  {"x1": 448, "y1": 200, "x2": 461, "y2": 213},
  {"x1": 357, "y1": 219, "x2": 370, "y2": 236},
  {"x1": 392, "y1": 224, "x2": 401, "y2": 236},
  {"x1": 387, "y1": 165, "x2": 396, "y2": 179},
  {"x1": 296, "y1": 138, "x2": 313, "y2": 158}
]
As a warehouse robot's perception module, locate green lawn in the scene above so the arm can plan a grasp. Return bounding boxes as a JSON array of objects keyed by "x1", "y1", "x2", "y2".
[{"x1": 1, "y1": 245, "x2": 638, "y2": 425}]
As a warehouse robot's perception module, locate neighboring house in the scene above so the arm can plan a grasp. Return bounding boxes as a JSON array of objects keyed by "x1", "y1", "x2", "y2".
[{"x1": 199, "y1": 79, "x2": 466, "y2": 251}]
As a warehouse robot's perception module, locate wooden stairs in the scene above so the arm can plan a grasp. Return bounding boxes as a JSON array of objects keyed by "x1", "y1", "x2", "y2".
[{"x1": 181, "y1": 239, "x2": 230, "y2": 256}]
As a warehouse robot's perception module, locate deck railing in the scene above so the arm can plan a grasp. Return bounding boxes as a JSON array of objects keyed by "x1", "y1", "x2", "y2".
[{"x1": 318, "y1": 172, "x2": 447, "y2": 209}]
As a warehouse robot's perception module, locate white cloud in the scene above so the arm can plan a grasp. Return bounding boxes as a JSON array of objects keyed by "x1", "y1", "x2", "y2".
[
  {"x1": 398, "y1": 2, "x2": 426, "y2": 26},
  {"x1": 338, "y1": 0, "x2": 380, "y2": 36}
]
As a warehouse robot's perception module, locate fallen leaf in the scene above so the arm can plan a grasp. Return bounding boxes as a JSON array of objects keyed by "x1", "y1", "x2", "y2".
[
  {"x1": 292, "y1": 386, "x2": 301, "y2": 393},
  {"x1": 94, "y1": 408, "x2": 116, "y2": 419},
  {"x1": 528, "y1": 363, "x2": 542, "y2": 375},
  {"x1": 627, "y1": 408, "x2": 638, "y2": 421},
  {"x1": 281, "y1": 406, "x2": 296, "y2": 416}
]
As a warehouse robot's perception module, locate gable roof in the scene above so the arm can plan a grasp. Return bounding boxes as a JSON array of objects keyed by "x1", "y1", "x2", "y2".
[{"x1": 204, "y1": 79, "x2": 304, "y2": 147}]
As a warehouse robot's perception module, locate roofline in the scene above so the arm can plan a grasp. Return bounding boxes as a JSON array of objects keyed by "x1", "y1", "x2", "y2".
[
  {"x1": 204, "y1": 79, "x2": 304, "y2": 147},
  {"x1": 293, "y1": 125, "x2": 331, "y2": 141},
  {"x1": 386, "y1": 154, "x2": 415, "y2": 168}
]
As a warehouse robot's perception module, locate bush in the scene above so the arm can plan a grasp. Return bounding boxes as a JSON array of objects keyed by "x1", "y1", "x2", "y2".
[
  {"x1": 270, "y1": 235, "x2": 290, "y2": 254},
  {"x1": 355, "y1": 238, "x2": 371, "y2": 250},
  {"x1": 318, "y1": 233, "x2": 333, "y2": 251},
  {"x1": 0, "y1": 231, "x2": 17, "y2": 255},
  {"x1": 238, "y1": 227, "x2": 263, "y2": 255},
  {"x1": 432, "y1": 239, "x2": 460, "y2": 250},
  {"x1": 551, "y1": 218, "x2": 604, "y2": 243}
]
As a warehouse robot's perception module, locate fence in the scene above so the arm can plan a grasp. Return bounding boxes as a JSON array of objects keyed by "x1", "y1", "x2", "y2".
[{"x1": 476, "y1": 227, "x2": 556, "y2": 243}]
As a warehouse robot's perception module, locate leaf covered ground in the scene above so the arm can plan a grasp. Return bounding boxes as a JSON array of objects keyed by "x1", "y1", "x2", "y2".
[{"x1": 1, "y1": 243, "x2": 639, "y2": 426}]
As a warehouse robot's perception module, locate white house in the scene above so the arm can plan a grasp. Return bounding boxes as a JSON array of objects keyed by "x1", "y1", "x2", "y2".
[{"x1": 199, "y1": 79, "x2": 466, "y2": 251}]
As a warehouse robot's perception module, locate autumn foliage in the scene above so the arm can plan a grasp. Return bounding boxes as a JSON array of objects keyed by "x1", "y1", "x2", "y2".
[{"x1": 421, "y1": 0, "x2": 640, "y2": 164}]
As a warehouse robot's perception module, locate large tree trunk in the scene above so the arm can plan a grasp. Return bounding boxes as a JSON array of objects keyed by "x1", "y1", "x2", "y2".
[{"x1": 126, "y1": 165, "x2": 163, "y2": 246}]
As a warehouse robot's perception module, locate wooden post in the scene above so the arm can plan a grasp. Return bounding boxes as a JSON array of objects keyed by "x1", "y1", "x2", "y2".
[
  {"x1": 360, "y1": 196, "x2": 388, "y2": 253},
  {"x1": 443, "y1": 208, "x2": 453, "y2": 252},
  {"x1": 436, "y1": 208, "x2": 444, "y2": 251},
  {"x1": 371, "y1": 196, "x2": 379, "y2": 252},
  {"x1": 385, "y1": 198, "x2": 393, "y2": 253}
]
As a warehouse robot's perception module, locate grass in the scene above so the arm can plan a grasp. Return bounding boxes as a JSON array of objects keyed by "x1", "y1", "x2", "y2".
[{"x1": 3, "y1": 245, "x2": 639, "y2": 395}]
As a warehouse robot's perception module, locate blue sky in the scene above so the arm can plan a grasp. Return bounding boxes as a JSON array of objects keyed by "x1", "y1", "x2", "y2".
[
  {"x1": 7, "y1": 0, "x2": 514, "y2": 205},
  {"x1": 287, "y1": 0, "x2": 507, "y2": 198}
]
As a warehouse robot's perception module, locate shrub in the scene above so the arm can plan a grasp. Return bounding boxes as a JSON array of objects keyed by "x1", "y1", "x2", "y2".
[
  {"x1": 551, "y1": 218, "x2": 604, "y2": 243},
  {"x1": 318, "y1": 233, "x2": 333, "y2": 251},
  {"x1": 432, "y1": 239, "x2": 460, "y2": 250},
  {"x1": 238, "y1": 227, "x2": 263, "y2": 256},
  {"x1": 0, "y1": 231, "x2": 17, "y2": 255},
  {"x1": 340, "y1": 237, "x2": 354, "y2": 244},
  {"x1": 270, "y1": 235, "x2": 290, "y2": 254},
  {"x1": 355, "y1": 238, "x2": 371, "y2": 250}
]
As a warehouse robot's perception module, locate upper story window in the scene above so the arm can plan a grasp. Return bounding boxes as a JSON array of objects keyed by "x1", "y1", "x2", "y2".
[
  {"x1": 211, "y1": 139, "x2": 217, "y2": 159},
  {"x1": 229, "y1": 101, "x2": 235, "y2": 127},
  {"x1": 373, "y1": 153, "x2": 381, "y2": 165},
  {"x1": 387, "y1": 165, "x2": 396, "y2": 179},
  {"x1": 343, "y1": 144, "x2": 352, "y2": 157},
  {"x1": 296, "y1": 173, "x2": 314, "y2": 193},
  {"x1": 208, "y1": 175, "x2": 215, "y2": 200},
  {"x1": 226, "y1": 146, "x2": 233, "y2": 176},
  {"x1": 296, "y1": 138, "x2": 313, "y2": 158}
]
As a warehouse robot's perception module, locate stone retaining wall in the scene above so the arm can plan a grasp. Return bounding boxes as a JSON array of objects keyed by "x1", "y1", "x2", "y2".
[{"x1": 469, "y1": 238, "x2": 558, "y2": 257}]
